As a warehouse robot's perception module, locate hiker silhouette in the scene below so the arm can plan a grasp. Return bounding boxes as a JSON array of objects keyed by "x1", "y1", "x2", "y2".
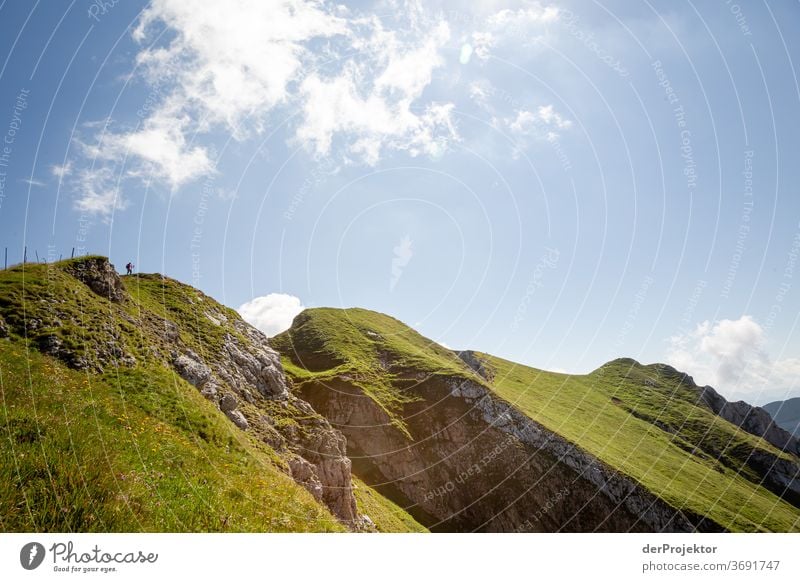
[{"x1": 125, "y1": 262, "x2": 134, "y2": 275}]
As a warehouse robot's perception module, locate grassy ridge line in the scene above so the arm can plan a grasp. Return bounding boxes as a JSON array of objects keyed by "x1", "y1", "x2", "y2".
[
  {"x1": 275, "y1": 307, "x2": 800, "y2": 532},
  {"x1": 273, "y1": 307, "x2": 485, "y2": 436},
  {"x1": 0, "y1": 260, "x2": 341, "y2": 531},
  {"x1": 481, "y1": 353, "x2": 800, "y2": 532},
  {"x1": 0, "y1": 260, "x2": 426, "y2": 532}
]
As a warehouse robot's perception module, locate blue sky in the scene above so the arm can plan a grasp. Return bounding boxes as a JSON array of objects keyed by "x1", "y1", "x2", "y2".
[{"x1": 0, "y1": 0, "x2": 799, "y2": 404}]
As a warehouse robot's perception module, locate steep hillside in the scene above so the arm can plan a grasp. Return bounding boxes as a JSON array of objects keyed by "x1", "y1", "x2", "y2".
[
  {"x1": 482, "y1": 354, "x2": 800, "y2": 531},
  {"x1": 3, "y1": 259, "x2": 797, "y2": 533},
  {"x1": 763, "y1": 398, "x2": 800, "y2": 437},
  {"x1": 0, "y1": 258, "x2": 424, "y2": 533},
  {"x1": 273, "y1": 307, "x2": 800, "y2": 532}
]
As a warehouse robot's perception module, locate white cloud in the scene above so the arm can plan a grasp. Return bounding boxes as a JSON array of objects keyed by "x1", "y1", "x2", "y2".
[
  {"x1": 467, "y1": 79, "x2": 493, "y2": 107},
  {"x1": 20, "y1": 178, "x2": 46, "y2": 187},
  {"x1": 471, "y1": 32, "x2": 494, "y2": 61},
  {"x1": 51, "y1": 162, "x2": 72, "y2": 179},
  {"x1": 666, "y1": 315, "x2": 800, "y2": 403},
  {"x1": 238, "y1": 293, "x2": 305, "y2": 337},
  {"x1": 507, "y1": 105, "x2": 572, "y2": 135},
  {"x1": 489, "y1": 5, "x2": 560, "y2": 28},
  {"x1": 469, "y1": 3, "x2": 560, "y2": 61},
  {"x1": 72, "y1": 166, "x2": 127, "y2": 217},
  {"x1": 295, "y1": 18, "x2": 457, "y2": 164},
  {"x1": 74, "y1": 0, "x2": 345, "y2": 198},
  {"x1": 132, "y1": 0, "x2": 347, "y2": 136},
  {"x1": 83, "y1": 111, "x2": 215, "y2": 190},
  {"x1": 497, "y1": 104, "x2": 572, "y2": 158},
  {"x1": 71, "y1": 0, "x2": 459, "y2": 213},
  {"x1": 390, "y1": 235, "x2": 414, "y2": 291}
]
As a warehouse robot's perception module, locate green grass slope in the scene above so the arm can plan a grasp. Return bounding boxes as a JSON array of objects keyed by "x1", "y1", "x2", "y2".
[
  {"x1": 0, "y1": 260, "x2": 345, "y2": 531},
  {"x1": 0, "y1": 259, "x2": 424, "y2": 532},
  {"x1": 274, "y1": 307, "x2": 800, "y2": 532},
  {"x1": 272, "y1": 307, "x2": 473, "y2": 435},
  {"x1": 0, "y1": 340, "x2": 341, "y2": 532},
  {"x1": 482, "y1": 354, "x2": 800, "y2": 532},
  {"x1": 352, "y1": 476, "x2": 428, "y2": 533}
]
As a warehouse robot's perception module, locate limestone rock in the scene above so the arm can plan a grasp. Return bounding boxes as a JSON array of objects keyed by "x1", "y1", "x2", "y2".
[
  {"x1": 225, "y1": 409, "x2": 249, "y2": 430},
  {"x1": 219, "y1": 393, "x2": 238, "y2": 412},
  {"x1": 200, "y1": 380, "x2": 220, "y2": 400},
  {"x1": 288, "y1": 456, "x2": 324, "y2": 502},
  {"x1": 699, "y1": 385, "x2": 800, "y2": 456},
  {"x1": 457, "y1": 350, "x2": 495, "y2": 381},
  {"x1": 173, "y1": 351, "x2": 211, "y2": 387},
  {"x1": 223, "y1": 336, "x2": 288, "y2": 399},
  {"x1": 64, "y1": 257, "x2": 126, "y2": 303}
]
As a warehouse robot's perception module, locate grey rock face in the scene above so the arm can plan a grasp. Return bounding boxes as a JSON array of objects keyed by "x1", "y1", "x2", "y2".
[
  {"x1": 173, "y1": 351, "x2": 212, "y2": 387},
  {"x1": 294, "y1": 368, "x2": 698, "y2": 532},
  {"x1": 287, "y1": 396, "x2": 360, "y2": 525},
  {"x1": 64, "y1": 257, "x2": 126, "y2": 303},
  {"x1": 221, "y1": 322, "x2": 289, "y2": 400},
  {"x1": 447, "y1": 377, "x2": 696, "y2": 532},
  {"x1": 164, "y1": 315, "x2": 360, "y2": 527},
  {"x1": 200, "y1": 380, "x2": 219, "y2": 400},
  {"x1": 457, "y1": 350, "x2": 495, "y2": 381},
  {"x1": 160, "y1": 319, "x2": 180, "y2": 343},
  {"x1": 288, "y1": 456, "x2": 324, "y2": 502},
  {"x1": 37, "y1": 334, "x2": 63, "y2": 356},
  {"x1": 219, "y1": 393, "x2": 238, "y2": 412},
  {"x1": 699, "y1": 385, "x2": 800, "y2": 457},
  {"x1": 225, "y1": 409, "x2": 249, "y2": 430}
]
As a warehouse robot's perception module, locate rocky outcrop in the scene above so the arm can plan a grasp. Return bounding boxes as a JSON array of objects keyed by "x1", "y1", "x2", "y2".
[
  {"x1": 289, "y1": 397, "x2": 359, "y2": 524},
  {"x1": 289, "y1": 456, "x2": 324, "y2": 502},
  {"x1": 168, "y1": 320, "x2": 361, "y2": 528},
  {"x1": 218, "y1": 320, "x2": 289, "y2": 400},
  {"x1": 457, "y1": 350, "x2": 494, "y2": 381},
  {"x1": 763, "y1": 398, "x2": 800, "y2": 437},
  {"x1": 699, "y1": 385, "x2": 800, "y2": 457},
  {"x1": 294, "y1": 373, "x2": 699, "y2": 532},
  {"x1": 63, "y1": 257, "x2": 126, "y2": 303},
  {"x1": 173, "y1": 351, "x2": 212, "y2": 387},
  {"x1": 448, "y1": 377, "x2": 696, "y2": 531}
]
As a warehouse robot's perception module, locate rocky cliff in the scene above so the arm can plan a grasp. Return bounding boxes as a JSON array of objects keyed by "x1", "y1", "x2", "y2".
[
  {"x1": 0, "y1": 258, "x2": 419, "y2": 532},
  {"x1": 763, "y1": 397, "x2": 800, "y2": 437},
  {"x1": 272, "y1": 308, "x2": 800, "y2": 533}
]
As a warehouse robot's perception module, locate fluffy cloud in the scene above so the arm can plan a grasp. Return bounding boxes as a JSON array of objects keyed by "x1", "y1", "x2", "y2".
[
  {"x1": 51, "y1": 161, "x2": 72, "y2": 179},
  {"x1": 295, "y1": 17, "x2": 457, "y2": 164},
  {"x1": 507, "y1": 105, "x2": 572, "y2": 135},
  {"x1": 72, "y1": 0, "x2": 460, "y2": 213},
  {"x1": 132, "y1": 0, "x2": 347, "y2": 137},
  {"x1": 72, "y1": 166, "x2": 128, "y2": 217},
  {"x1": 238, "y1": 293, "x2": 305, "y2": 337},
  {"x1": 81, "y1": 111, "x2": 215, "y2": 190},
  {"x1": 468, "y1": 3, "x2": 560, "y2": 62},
  {"x1": 666, "y1": 315, "x2": 800, "y2": 404}
]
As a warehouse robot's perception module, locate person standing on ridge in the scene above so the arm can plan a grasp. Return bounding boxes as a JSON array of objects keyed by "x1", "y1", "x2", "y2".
[{"x1": 125, "y1": 262, "x2": 133, "y2": 275}]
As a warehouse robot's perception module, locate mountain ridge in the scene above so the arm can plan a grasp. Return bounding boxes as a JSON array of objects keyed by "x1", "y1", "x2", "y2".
[
  {"x1": 273, "y1": 306, "x2": 800, "y2": 532},
  {"x1": 763, "y1": 397, "x2": 800, "y2": 437},
  {"x1": 1, "y1": 257, "x2": 798, "y2": 532},
  {"x1": 0, "y1": 257, "x2": 423, "y2": 532}
]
